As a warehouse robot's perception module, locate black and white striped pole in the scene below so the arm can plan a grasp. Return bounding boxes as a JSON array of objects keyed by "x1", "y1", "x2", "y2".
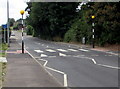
[
  {"x1": 91, "y1": 15, "x2": 95, "y2": 48},
  {"x1": 20, "y1": 10, "x2": 25, "y2": 53}
]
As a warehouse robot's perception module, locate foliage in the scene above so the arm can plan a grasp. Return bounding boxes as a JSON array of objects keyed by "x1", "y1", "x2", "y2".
[
  {"x1": 26, "y1": 25, "x2": 34, "y2": 35},
  {"x1": 9, "y1": 18, "x2": 15, "y2": 27},
  {"x1": 26, "y1": 2, "x2": 79, "y2": 40},
  {"x1": 65, "y1": 2, "x2": 120, "y2": 46},
  {"x1": 64, "y1": 17, "x2": 91, "y2": 43},
  {"x1": 26, "y1": 2, "x2": 120, "y2": 46}
]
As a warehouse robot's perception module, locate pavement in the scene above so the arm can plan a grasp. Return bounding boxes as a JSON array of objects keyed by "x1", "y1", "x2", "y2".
[{"x1": 2, "y1": 38, "x2": 62, "y2": 87}]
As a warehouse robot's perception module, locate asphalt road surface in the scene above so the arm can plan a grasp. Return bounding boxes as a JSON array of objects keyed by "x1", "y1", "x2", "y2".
[{"x1": 13, "y1": 31, "x2": 119, "y2": 87}]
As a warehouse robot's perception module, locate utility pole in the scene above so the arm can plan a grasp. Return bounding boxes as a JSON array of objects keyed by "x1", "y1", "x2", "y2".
[{"x1": 7, "y1": 0, "x2": 10, "y2": 47}]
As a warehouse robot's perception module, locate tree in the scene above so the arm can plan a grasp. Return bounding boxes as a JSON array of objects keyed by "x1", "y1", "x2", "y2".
[
  {"x1": 26, "y1": 2, "x2": 79, "y2": 40},
  {"x1": 9, "y1": 18, "x2": 15, "y2": 27}
]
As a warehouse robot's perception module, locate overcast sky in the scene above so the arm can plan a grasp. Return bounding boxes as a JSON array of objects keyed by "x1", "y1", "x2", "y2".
[{"x1": 0, "y1": 0, "x2": 27, "y2": 26}]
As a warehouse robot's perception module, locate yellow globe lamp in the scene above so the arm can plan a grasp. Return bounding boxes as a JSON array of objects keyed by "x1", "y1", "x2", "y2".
[
  {"x1": 20, "y1": 10, "x2": 25, "y2": 15},
  {"x1": 91, "y1": 15, "x2": 95, "y2": 19}
]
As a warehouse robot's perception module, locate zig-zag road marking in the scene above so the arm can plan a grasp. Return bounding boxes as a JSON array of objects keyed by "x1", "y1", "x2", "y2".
[
  {"x1": 38, "y1": 58, "x2": 68, "y2": 87},
  {"x1": 73, "y1": 56, "x2": 119, "y2": 69},
  {"x1": 26, "y1": 49, "x2": 68, "y2": 87}
]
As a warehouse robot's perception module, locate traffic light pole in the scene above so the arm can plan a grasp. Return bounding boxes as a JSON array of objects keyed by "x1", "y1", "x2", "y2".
[
  {"x1": 22, "y1": 15, "x2": 24, "y2": 53},
  {"x1": 92, "y1": 22, "x2": 95, "y2": 48},
  {"x1": 91, "y1": 15, "x2": 95, "y2": 48}
]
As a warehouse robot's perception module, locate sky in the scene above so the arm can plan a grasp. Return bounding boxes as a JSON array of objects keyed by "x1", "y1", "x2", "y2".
[{"x1": 0, "y1": 0, "x2": 28, "y2": 26}]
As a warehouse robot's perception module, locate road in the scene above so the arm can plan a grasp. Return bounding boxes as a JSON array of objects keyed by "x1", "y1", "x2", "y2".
[{"x1": 12, "y1": 31, "x2": 119, "y2": 87}]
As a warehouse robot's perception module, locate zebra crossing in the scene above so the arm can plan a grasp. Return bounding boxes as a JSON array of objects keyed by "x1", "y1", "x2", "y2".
[
  {"x1": 34, "y1": 48, "x2": 89, "y2": 58},
  {"x1": 34, "y1": 48, "x2": 89, "y2": 53}
]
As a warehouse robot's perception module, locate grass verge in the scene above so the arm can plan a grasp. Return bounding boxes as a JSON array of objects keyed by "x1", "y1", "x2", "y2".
[{"x1": 0, "y1": 43, "x2": 8, "y2": 87}]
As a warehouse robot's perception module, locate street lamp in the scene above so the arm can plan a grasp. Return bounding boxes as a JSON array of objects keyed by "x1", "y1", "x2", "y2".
[
  {"x1": 20, "y1": 10, "x2": 25, "y2": 53},
  {"x1": 91, "y1": 15, "x2": 95, "y2": 48}
]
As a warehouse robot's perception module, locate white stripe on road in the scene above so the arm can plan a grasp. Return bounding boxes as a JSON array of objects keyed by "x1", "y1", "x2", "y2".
[
  {"x1": 49, "y1": 56, "x2": 57, "y2": 58},
  {"x1": 82, "y1": 57, "x2": 119, "y2": 69},
  {"x1": 97, "y1": 64, "x2": 120, "y2": 69},
  {"x1": 46, "y1": 49, "x2": 56, "y2": 52},
  {"x1": 73, "y1": 55, "x2": 85, "y2": 57},
  {"x1": 57, "y1": 49, "x2": 68, "y2": 52},
  {"x1": 91, "y1": 58, "x2": 97, "y2": 64},
  {"x1": 68, "y1": 49, "x2": 78, "y2": 52},
  {"x1": 64, "y1": 74, "x2": 68, "y2": 87},
  {"x1": 106, "y1": 52, "x2": 118, "y2": 56},
  {"x1": 40, "y1": 54, "x2": 48, "y2": 58},
  {"x1": 46, "y1": 67, "x2": 68, "y2": 87},
  {"x1": 37, "y1": 59, "x2": 48, "y2": 66},
  {"x1": 79, "y1": 49, "x2": 89, "y2": 52},
  {"x1": 59, "y1": 53, "x2": 67, "y2": 57},
  {"x1": 34, "y1": 50, "x2": 44, "y2": 53}
]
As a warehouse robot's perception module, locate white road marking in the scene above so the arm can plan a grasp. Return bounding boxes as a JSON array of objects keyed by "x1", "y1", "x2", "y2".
[
  {"x1": 46, "y1": 67, "x2": 68, "y2": 87},
  {"x1": 64, "y1": 74, "x2": 68, "y2": 87},
  {"x1": 44, "y1": 60, "x2": 48, "y2": 66},
  {"x1": 106, "y1": 52, "x2": 118, "y2": 56},
  {"x1": 46, "y1": 46, "x2": 49, "y2": 48},
  {"x1": 57, "y1": 49, "x2": 68, "y2": 52},
  {"x1": 37, "y1": 58, "x2": 48, "y2": 66},
  {"x1": 25, "y1": 49, "x2": 65, "y2": 86},
  {"x1": 82, "y1": 57, "x2": 119, "y2": 69},
  {"x1": 97, "y1": 64, "x2": 120, "y2": 69},
  {"x1": 59, "y1": 53, "x2": 67, "y2": 57},
  {"x1": 105, "y1": 55, "x2": 113, "y2": 56},
  {"x1": 46, "y1": 49, "x2": 56, "y2": 52},
  {"x1": 49, "y1": 56, "x2": 57, "y2": 58},
  {"x1": 73, "y1": 55, "x2": 85, "y2": 57},
  {"x1": 34, "y1": 50, "x2": 44, "y2": 53},
  {"x1": 91, "y1": 58, "x2": 97, "y2": 64},
  {"x1": 91, "y1": 55, "x2": 99, "y2": 56},
  {"x1": 68, "y1": 49, "x2": 78, "y2": 52},
  {"x1": 40, "y1": 54, "x2": 48, "y2": 58},
  {"x1": 68, "y1": 45, "x2": 71, "y2": 47},
  {"x1": 79, "y1": 49, "x2": 89, "y2": 52}
]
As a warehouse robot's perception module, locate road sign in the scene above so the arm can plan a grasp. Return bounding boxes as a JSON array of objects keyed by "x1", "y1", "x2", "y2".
[{"x1": 2, "y1": 24, "x2": 7, "y2": 29}]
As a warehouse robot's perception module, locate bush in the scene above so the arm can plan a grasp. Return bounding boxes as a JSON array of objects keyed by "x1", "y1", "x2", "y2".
[
  {"x1": 13, "y1": 25, "x2": 18, "y2": 30},
  {"x1": 64, "y1": 18, "x2": 91, "y2": 43},
  {"x1": 64, "y1": 29, "x2": 76, "y2": 42},
  {"x1": 26, "y1": 25, "x2": 34, "y2": 35}
]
